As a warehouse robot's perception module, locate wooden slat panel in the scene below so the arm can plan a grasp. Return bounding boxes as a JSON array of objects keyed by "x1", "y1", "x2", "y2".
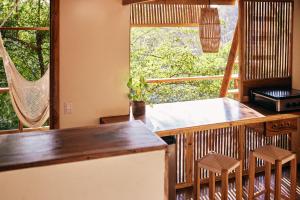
[
  {"x1": 175, "y1": 125, "x2": 290, "y2": 187},
  {"x1": 130, "y1": 3, "x2": 207, "y2": 26},
  {"x1": 242, "y1": 0, "x2": 293, "y2": 81}
]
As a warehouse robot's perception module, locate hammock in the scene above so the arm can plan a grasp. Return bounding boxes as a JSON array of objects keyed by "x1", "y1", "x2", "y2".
[{"x1": 0, "y1": 34, "x2": 49, "y2": 128}]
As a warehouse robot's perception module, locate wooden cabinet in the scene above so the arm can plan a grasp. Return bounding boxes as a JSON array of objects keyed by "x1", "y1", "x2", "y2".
[
  {"x1": 266, "y1": 119, "x2": 298, "y2": 137},
  {"x1": 247, "y1": 119, "x2": 298, "y2": 137}
]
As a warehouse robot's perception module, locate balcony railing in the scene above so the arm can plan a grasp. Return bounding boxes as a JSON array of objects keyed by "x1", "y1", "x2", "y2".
[{"x1": 146, "y1": 74, "x2": 240, "y2": 97}]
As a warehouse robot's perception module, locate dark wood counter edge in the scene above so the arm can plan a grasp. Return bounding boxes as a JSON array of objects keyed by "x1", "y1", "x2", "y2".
[
  {"x1": 0, "y1": 121, "x2": 167, "y2": 173},
  {"x1": 0, "y1": 146, "x2": 167, "y2": 173}
]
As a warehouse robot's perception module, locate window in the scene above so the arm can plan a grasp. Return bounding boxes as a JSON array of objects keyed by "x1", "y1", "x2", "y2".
[
  {"x1": 130, "y1": 5, "x2": 238, "y2": 104},
  {"x1": 0, "y1": 0, "x2": 50, "y2": 131}
]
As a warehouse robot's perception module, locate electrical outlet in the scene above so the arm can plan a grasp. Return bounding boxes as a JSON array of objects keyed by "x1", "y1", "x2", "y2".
[{"x1": 64, "y1": 102, "x2": 73, "y2": 115}]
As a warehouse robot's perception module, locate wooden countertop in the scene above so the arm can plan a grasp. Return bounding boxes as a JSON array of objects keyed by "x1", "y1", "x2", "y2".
[
  {"x1": 0, "y1": 121, "x2": 167, "y2": 172},
  {"x1": 100, "y1": 98, "x2": 300, "y2": 136}
]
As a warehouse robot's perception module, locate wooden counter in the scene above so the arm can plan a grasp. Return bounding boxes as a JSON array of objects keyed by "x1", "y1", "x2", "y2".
[
  {"x1": 0, "y1": 120, "x2": 167, "y2": 172},
  {"x1": 100, "y1": 98, "x2": 300, "y2": 136},
  {"x1": 100, "y1": 98, "x2": 300, "y2": 189}
]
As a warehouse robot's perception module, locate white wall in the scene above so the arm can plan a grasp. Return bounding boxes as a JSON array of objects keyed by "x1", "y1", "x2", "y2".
[
  {"x1": 293, "y1": 0, "x2": 300, "y2": 89},
  {"x1": 0, "y1": 151, "x2": 166, "y2": 200},
  {"x1": 60, "y1": 0, "x2": 130, "y2": 128}
]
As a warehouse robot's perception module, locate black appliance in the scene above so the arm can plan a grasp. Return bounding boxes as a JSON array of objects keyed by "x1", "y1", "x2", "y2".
[{"x1": 250, "y1": 88, "x2": 300, "y2": 112}]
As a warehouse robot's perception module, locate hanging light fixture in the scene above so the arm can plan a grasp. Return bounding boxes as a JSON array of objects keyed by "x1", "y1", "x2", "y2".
[{"x1": 199, "y1": 2, "x2": 221, "y2": 53}]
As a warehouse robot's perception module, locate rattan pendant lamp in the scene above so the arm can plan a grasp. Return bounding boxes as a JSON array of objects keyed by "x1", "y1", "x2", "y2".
[{"x1": 199, "y1": 1, "x2": 221, "y2": 53}]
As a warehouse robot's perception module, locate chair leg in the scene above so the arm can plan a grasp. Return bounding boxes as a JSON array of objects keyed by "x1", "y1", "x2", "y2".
[
  {"x1": 221, "y1": 169, "x2": 229, "y2": 200},
  {"x1": 248, "y1": 152, "x2": 256, "y2": 200},
  {"x1": 194, "y1": 163, "x2": 200, "y2": 200},
  {"x1": 235, "y1": 161, "x2": 242, "y2": 200},
  {"x1": 209, "y1": 171, "x2": 215, "y2": 200},
  {"x1": 290, "y1": 157, "x2": 297, "y2": 200},
  {"x1": 264, "y1": 161, "x2": 271, "y2": 200},
  {"x1": 274, "y1": 160, "x2": 282, "y2": 200}
]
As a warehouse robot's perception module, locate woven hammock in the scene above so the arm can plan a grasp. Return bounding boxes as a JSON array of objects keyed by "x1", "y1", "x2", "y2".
[
  {"x1": 0, "y1": 34, "x2": 49, "y2": 128},
  {"x1": 199, "y1": 7, "x2": 221, "y2": 53}
]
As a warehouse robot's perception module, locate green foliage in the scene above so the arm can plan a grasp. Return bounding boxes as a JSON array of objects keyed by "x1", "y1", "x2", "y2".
[
  {"x1": 130, "y1": 27, "x2": 238, "y2": 104},
  {"x1": 127, "y1": 76, "x2": 149, "y2": 102},
  {"x1": 0, "y1": 0, "x2": 50, "y2": 130}
]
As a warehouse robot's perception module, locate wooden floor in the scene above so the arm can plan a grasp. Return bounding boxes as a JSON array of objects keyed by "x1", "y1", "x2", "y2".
[{"x1": 176, "y1": 167, "x2": 300, "y2": 200}]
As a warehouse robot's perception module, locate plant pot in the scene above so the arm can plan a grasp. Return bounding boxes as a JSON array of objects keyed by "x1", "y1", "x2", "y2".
[{"x1": 132, "y1": 101, "x2": 145, "y2": 116}]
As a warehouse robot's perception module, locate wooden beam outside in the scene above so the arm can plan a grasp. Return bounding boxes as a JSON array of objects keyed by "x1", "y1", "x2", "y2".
[
  {"x1": 219, "y1": 24, "x2": 239, "y2": 97},
  {"x1": 0, "y1": 87, "x2": 9, "y2": 94},
  {"x1": 0, "y1": 27, "x2": 49, "y2": 31},
  {"x1": 147, "y1": 74, "x2": 239, "y2": 84},
  {"x1": 123, "y1": 0, "x2": 236, "y2": 5}
]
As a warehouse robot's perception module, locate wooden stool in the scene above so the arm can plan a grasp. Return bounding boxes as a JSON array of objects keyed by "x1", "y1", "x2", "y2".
[
  {"x1": 194, "y1": 153, "x2": 242, "y2": 200},
  {"x1": 248, "y1": 145, "x2": 297, "y2": 200}
]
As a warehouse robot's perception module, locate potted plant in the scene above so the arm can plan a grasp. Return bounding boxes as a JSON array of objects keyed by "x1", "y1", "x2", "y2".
[{"x1": 127, "y1": 76, "x2": 148, "y2": 116}]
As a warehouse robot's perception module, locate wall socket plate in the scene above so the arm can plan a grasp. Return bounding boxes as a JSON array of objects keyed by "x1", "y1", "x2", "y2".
[{"x1": 64, "y1": 102, "x2": 73, "y2": 115}]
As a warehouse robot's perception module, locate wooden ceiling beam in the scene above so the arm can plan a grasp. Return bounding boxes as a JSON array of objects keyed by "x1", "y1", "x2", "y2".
[{"x1": 123, "y1": 0, "x2": 236, "y2": 5}]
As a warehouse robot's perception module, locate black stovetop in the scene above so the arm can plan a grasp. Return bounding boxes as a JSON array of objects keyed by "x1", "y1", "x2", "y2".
[{"x1": 251, "y1": 88, "x2": 300, "y2": 100}]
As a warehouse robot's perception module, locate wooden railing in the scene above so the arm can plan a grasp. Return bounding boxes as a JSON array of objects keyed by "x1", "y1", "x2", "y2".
[
  {"x1": 0, "y1": 87, "x2": 9, "y2": 94},
  {"x1": 146, "y1": 74, "x2": 240, "y2": 97},
  {"x1": 0, "y1": 87, "x2": 49, "y2": 134}
]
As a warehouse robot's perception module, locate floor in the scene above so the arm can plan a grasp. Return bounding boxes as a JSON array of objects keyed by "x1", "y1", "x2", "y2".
[{"x1": 176, "y1": 167, "x2": 300, "y2": 200}]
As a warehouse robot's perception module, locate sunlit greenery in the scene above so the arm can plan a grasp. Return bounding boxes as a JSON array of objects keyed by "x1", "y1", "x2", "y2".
[
  {"x1": 130, "y1": 5, "x2": 238, "y2": 104},
  {"x1": 0, "y1": 0, "x2": 50, "y2": 130}
]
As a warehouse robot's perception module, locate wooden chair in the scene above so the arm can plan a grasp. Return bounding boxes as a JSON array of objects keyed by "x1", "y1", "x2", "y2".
[
  {"x1": 194, "y1": 153, "x2": 242, "y2": 200},
  {"x1": 248, "y1": 145, "x2": 297, "y2": 200}
]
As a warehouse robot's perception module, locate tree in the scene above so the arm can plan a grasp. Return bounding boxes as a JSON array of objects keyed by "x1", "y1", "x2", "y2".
[{"x1": 130, "y1": 27, "x2": 238, "y2": 104}]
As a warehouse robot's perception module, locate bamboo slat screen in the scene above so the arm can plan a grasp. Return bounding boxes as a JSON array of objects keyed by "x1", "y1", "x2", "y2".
[
  {"x1": 130, "y1": 3, "x2": 207, "y2": 26},
  {"x1": 175, "y1": 126, "x2": 290, "y2": 187},
  {"x1": 242, "y1": 0, "x2": 293, "y2": 80}
]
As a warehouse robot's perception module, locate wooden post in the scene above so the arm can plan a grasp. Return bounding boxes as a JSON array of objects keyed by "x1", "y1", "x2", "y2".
[
  {"x1": 238, "y1": 125, "x2": 245, "y2": 169},
  {"x1": 235, "y1": 162, "x2": 242, "y2": 200},
  {"x1": 18, "y1": 120, "x2": 23, "y2": 132},
  {"x1": 274, "y1": 160, "x2": 282, "y2": 200},
  {"x1": 290, "y1": 157, "x2": 297, "y2": 200},
  {"x1": 50, "y1": 0, "x2": 60, "y2": 129},
  {"x1": 264, "y1": 161, "x2": 271, "y2": 200},
  {"x1": 248, "y1": 152, "x2": 256, "y2": 200},
  {"x1": 238, "y1": 0, "x2": 245, "y2": 102},
  {"x1": 209, "y1": 171, "x2": 216, "y2": 200},
  {"x1": 185, "y1": 133, "x2": 194, "y2": 184},
  {"x1": 221, "y1": 169, "x2": 229, "y2": 200},
  {"x1": 219, "y1": 25, "x2": 239, "y2": 97},
  {"x1": 194, "y1": 163, "x2": 200, "y2": 200}
]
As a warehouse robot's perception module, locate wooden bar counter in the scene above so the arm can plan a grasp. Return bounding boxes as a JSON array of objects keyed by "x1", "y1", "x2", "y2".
[
  {"x1": 100, "y1": 98, "x2": 300, "y2": 189},
  {"x1": 0, "y1": 121, "x2": 168, "y2": 200}
]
